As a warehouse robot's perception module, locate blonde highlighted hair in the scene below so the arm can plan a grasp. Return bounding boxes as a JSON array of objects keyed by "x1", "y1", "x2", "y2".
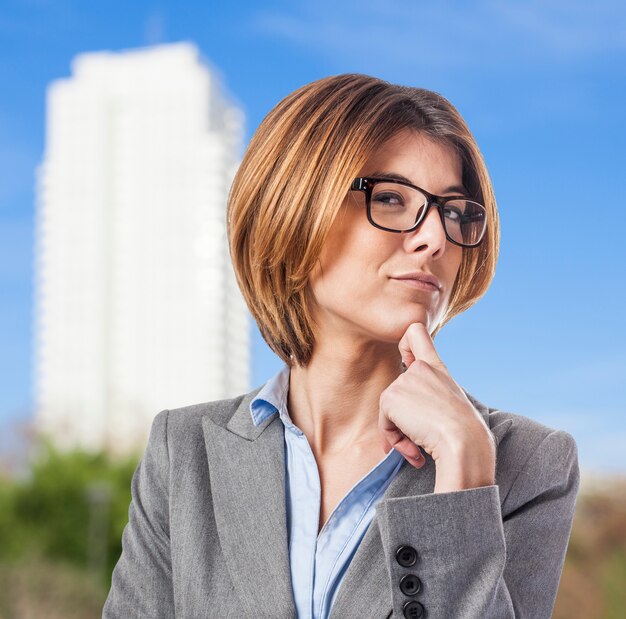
[{"x1": 227, "y1": 74, "x2": 499, "y2": 368}]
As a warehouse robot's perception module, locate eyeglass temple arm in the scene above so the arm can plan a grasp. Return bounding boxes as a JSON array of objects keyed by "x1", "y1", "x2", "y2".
[{"x1": 350, "y1": 178, "x2": 368, "y2": 191}]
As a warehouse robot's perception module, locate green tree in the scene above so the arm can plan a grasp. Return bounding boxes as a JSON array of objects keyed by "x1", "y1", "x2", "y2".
[{"x1": 0, "y1": 438, "x2": 139, "y2": 589}]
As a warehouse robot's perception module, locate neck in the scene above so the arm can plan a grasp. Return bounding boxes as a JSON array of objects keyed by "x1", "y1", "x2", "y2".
[{"x1": 287, "y1": 338, "x2": 404, "y2": 459}]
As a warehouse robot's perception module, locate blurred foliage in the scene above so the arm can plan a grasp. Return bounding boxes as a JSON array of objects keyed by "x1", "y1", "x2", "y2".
[
  {"x1": 0, "y1": 442, "x2": 625, "y2": 618},
  {"x1": 0, "y1": 437, "x2": 139, "y2": 613},
  {"x1": 554, "y1": 478, "x2": 626, "y2": 618}
]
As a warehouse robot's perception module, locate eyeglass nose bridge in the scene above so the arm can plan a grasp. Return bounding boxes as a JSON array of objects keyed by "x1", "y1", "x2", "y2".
[{"x1": 403, "y1": 198, "x2": 448, "y2": 234}]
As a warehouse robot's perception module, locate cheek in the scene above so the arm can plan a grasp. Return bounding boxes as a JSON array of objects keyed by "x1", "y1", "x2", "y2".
[{"x1": 311, "y1": 232, "x2": 388, "y2": 306}]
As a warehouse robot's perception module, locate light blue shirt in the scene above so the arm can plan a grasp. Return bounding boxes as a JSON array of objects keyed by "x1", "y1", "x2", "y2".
[{"x1": 250, "y1": 363, "x2": 405, "y2": 619}]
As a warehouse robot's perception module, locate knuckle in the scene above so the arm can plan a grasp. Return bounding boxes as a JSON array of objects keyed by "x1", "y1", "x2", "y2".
[{"x1": 413, "y1": 359, "x2": 431, "y2": 372}]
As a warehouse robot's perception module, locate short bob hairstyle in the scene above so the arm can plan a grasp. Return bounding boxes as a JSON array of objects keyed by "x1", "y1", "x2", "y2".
[{"x1": 227, "y1": 73, "x2": 499, "y2": 368}]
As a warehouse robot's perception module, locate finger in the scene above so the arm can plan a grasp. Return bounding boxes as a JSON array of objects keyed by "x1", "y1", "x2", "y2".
[
  {"x1": 409, "y1": 448, "x2": 426, "y2": 469},
  {"x1": 393, "y1": 437, "x2": 426, "y2": 469},
  {"x1": 398, "y1": 322, "x2": 446, "y2": 370},
  {"x1": 380, "y1": 416, "x2": 426, "y2": 468},
  {"x1": 381, "y1": 435, "x2": 393, "y2": 455}
]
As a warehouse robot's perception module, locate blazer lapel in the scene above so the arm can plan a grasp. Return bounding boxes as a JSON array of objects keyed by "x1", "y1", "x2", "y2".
[
  {"x1": 202, "y1": 383, "x2": 512, "y2": 619},
  {"x1": 202, "y1": 388, "x2": 297, "y2": 619}
]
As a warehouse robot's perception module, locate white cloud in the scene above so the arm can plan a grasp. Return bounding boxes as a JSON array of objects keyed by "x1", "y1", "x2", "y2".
[{"x1": 247, "y1": 0, "x2": 626, "y2": 68}]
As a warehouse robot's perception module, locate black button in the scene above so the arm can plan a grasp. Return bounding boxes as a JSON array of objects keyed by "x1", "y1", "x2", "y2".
[
  {"x1": 399, "y1": 574, "x2": 422, "y2": 596},
  {"x1": 403, "y1": 600, "x2": 425, "y2": 618},
  {"x1": 395, "y1": 545, "x2": 418, "y2": 567}
]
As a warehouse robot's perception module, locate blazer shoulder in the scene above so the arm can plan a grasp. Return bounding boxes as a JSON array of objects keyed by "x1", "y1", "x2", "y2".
[
  {"x1": 486, "y1": 406, "x2": 579, "y2": 506},
  {"x1": 488, "y1": 406, "x2": 577, "y2": 456},
  {"x1": 465, "y1": 386, "x2": 577, "y2": 460}
]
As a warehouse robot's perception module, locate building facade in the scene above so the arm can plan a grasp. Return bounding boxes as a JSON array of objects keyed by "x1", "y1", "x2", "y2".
[{"x1": 33, "y1": 42, "x2": 250, "y2": 455}]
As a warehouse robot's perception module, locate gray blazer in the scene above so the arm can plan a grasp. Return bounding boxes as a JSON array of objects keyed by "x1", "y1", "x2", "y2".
[{"x1": 103, "y1": 385, "x2": 580, "y2": 619}]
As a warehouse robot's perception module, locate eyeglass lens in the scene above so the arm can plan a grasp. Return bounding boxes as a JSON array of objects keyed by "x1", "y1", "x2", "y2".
[{"x1": 369, "y1": 182, "x2": 486, "y2": 246}]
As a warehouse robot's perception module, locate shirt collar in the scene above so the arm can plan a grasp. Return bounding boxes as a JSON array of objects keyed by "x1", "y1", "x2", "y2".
[
  {"x1": 250, "y1": 364, "x2": 407, "y2": 468},
  {"x1": 250, "y1": 363, "x2": 304, "y2": 435}
]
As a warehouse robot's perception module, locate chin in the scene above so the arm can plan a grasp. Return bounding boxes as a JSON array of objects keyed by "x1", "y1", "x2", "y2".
[
  {"x1": 374, "y1": 313, "x2": 434, "y2": 342},
  {"x1": 401, "y1": 306, "x2": 433, "y2": 327}
]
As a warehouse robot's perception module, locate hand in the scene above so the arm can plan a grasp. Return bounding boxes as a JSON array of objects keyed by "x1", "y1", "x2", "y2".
[{"x1": 378, "y1": 322, "x2": 496, "y2": 493}]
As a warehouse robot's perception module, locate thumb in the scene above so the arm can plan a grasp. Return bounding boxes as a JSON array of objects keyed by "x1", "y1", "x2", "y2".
[{"x1": 399, "y1": 322, "x2": 445, "y2": 370}]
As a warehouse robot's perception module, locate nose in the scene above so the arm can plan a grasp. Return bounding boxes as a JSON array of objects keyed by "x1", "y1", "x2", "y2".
[{"x1": 402, "y1": 204, "x2": 448, "y2": 256}]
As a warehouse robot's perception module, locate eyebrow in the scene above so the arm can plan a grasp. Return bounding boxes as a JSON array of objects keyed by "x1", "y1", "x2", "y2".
[{"x1": 368, "y1": 170, "x2": 467, "y2": 196}]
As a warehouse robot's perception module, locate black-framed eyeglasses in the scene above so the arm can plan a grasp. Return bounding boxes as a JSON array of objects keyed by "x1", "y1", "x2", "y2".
[{"x1": 350, "y1": 176, "x2": 487, "y2": 248}]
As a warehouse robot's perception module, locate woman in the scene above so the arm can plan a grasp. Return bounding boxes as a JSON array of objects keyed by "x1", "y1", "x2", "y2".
[{"x1": 104, "y1": 74, "x2": 579, "y2": 619}]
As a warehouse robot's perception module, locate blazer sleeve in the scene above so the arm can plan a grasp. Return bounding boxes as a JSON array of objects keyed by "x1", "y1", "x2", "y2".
[
  {"x1": 375, "y1": 429, "x2": 580, "y2": 619},
  {"x1": 103, "y1": 409, "x2": 175, "y2": 619}
]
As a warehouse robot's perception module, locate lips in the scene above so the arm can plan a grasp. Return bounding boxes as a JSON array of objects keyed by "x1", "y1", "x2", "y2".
[{"x1": 391, "y1": 272, "x2": 442, "y2": 290}]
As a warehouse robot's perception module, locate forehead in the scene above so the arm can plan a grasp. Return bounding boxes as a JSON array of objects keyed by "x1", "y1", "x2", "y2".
[{"x1": 361, "y1": 129, "x2": 464, "y2": 194}]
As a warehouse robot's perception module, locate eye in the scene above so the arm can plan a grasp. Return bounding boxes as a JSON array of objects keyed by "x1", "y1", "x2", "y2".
[
  {"x1": 372, "y1": 192, "x2": 405, "y2": 206},
  {"x1": 444, "y1": 206, "x2": 462, "y2": 221}
]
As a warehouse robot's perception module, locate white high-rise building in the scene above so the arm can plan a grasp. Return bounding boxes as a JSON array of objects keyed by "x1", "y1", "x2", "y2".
[{"x1": 33, "y1": 42, "x2": 250, "y2": 456}]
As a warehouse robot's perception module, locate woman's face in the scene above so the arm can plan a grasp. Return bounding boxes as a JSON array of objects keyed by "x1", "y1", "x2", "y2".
[{"x1": 308, "y1": 128, "x2": 465, "y2": 344}]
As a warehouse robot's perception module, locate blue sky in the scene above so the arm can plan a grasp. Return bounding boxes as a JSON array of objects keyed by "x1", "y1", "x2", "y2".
[{"x1": 1, "y1": 0, "x2": 625, "y2": 473}]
